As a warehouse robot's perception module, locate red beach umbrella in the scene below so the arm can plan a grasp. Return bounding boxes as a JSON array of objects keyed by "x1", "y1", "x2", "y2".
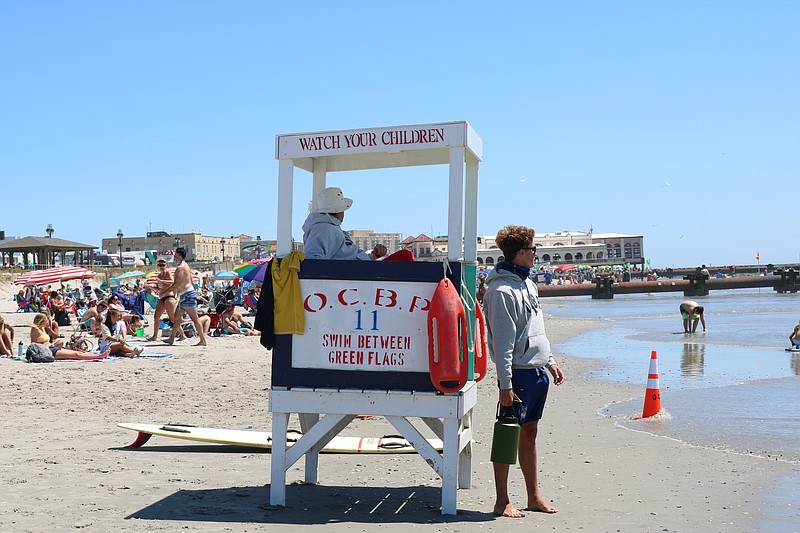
[{"x1": 14, "y1": 266, "x2": 97, "y2": 287}]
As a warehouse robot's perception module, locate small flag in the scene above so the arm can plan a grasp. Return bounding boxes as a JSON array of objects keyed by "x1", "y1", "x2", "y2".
[{"x1": 755, "y1": 252, "x2": 760, "y2": 261}]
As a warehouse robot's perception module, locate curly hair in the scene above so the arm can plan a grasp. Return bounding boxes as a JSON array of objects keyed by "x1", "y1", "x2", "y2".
[{"x1": 495, "y1": 225, "x2": 535, "y2": 260}]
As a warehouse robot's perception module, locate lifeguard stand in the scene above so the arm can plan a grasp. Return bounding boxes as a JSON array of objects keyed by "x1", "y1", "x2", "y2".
[{"x1": 270, "y1": 121, "x2": 482, "y2": 515}]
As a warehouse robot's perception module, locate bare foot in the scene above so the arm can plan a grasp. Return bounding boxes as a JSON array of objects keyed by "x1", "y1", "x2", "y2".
[
  {"x1": 132, "y1": 347, "x2": 143, "y2": 357},
  {"x1": 100, "y1": 349, "x2": 112, "y2": 357},
  {"x1": 194, "y1": 341, "x2": 207, "y2": 347},
  {"x1": 164, "y1": 338, "x2": 174, "y2": 346},
  {"x1": 493, "y1": 502, "x2": 525, "y2": 518},
  {"x1": 526, "y1": 497, "x2": 558, "y2": 514},
  {"x1": 145, "y1": 336, "x2": 157, "y2": 342}
]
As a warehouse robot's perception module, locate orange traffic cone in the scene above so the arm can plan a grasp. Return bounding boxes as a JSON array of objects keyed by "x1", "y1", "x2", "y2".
[{"x1": 639, "y1": 350, "x2": 662, "y2": 418}]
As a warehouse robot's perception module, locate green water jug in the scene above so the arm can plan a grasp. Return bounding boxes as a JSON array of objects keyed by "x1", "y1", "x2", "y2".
[{"x1": 490, "y1": 403, "x2": 520, "y2": 464}]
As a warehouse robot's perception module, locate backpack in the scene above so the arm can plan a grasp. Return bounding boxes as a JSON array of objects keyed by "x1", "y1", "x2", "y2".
[{"x1": 26, "y1": 343, "x2": 55, "y2": 363}]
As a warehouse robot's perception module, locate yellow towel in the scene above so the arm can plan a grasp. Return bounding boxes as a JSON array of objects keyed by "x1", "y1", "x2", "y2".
[{"x1": 272, "y1": 251, "x2": 305, "y2": 335}]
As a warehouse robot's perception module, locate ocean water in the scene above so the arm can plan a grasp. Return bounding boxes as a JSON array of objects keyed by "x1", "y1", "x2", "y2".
[{"x1": 546, "y1": 288, "x2": 800, "y2": 530}]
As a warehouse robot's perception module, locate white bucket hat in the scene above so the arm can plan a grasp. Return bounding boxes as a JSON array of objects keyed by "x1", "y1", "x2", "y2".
[{"x1": 314, "y1": 187, "x2": 353, "y2": 213}]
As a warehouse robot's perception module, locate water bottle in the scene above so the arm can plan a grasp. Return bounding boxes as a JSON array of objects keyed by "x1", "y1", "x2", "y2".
[
  {"x1": 18, "y1": 342, "x2": 24, "y2": 357},
  {"x1": 490, "y1": 403, "x2": 521, "y2": 464}
]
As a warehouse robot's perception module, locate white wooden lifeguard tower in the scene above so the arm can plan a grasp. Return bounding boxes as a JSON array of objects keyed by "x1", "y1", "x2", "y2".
[{"x1": 270, "y1": 121, "x2": 483, "y2": 515}]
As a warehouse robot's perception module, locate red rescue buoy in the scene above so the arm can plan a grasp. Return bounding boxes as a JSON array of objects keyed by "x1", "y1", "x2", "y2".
[
  {"x1": 427, "y1": 279, "x2": 468, "y2": 393},
  {"x1": 473, "y1": 303, "x2": 488, "y2": 382}
]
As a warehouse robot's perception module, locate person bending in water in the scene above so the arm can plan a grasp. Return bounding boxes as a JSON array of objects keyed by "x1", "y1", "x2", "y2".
[
  {"x1": 789, "y1": 320, "x2": 800, "y2": 350},
  {"x1": 680, "y1": 300, "x2": 707, "y2": 333}
]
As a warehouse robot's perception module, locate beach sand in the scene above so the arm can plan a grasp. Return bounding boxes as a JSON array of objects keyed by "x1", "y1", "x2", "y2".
[{"x1": 0, "y1": 275, "x2": 795, "y2": 532}]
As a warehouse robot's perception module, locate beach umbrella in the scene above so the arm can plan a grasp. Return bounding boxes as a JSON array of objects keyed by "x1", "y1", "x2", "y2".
[
  {"x1": 14, "y1": 266, "x2": 97, "y2": 286},
  {"x1": 242, "y1": 260, "x2": 271, "y2": 283},
  {"x1": 213, "y1": 270, "x2": 238, "y2": 280},
  {"x1": 233, "y1": 262, "x2": 259, "y2": 277},
  {"x1": 116, "y1": 270, "x2": 146, "y2": 280}
]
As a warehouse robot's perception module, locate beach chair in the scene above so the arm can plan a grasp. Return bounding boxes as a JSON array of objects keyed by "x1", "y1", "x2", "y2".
[
  {"x1": 206, "y1": 312, "x2": 224, "y2": 337},
  {"x1": 16, "y1": 294, "x2": 32, "y2": 313},
  {"x1": 243, "y1": 293, "x2": 258, "y2": 315}
]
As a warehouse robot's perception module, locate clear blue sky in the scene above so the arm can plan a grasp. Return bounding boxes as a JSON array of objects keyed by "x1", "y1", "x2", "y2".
[{"x1": 2, "y1": 1, "x2": 798, "y2": 268}]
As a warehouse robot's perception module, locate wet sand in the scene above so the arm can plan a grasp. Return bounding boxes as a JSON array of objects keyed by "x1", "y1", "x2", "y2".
[{"x1": 0, "y1": 276, "x2": 794, "y2": 532}]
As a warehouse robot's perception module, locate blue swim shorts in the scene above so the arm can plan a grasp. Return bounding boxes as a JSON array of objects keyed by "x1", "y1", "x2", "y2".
[
  {"x1": 506, "y1": 367, "x2": 550, "y2": 425},
  {"x1": 178, "y1": 290, "x2": 198, "y2": 310}
]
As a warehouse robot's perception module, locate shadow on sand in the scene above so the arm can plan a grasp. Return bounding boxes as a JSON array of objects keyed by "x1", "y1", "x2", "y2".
[{"x1": 126, "y1": 483, "x2": 493, "y2": 525}]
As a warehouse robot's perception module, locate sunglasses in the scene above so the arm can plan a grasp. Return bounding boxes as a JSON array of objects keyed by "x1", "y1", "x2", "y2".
[{"x1": 522, "y1": 246, "x2": 537, "y2": 253}]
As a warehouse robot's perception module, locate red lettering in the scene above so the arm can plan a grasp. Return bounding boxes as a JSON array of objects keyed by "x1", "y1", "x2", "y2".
[
  {"x1": 374, "y1": 288, "x2": 397, "y2": 308},
  {"x1": 408, "y1": 295, "x2": 430, "y2": 313},
  {"x1": 304, "y1": 292, "x2": 327, "y2": 312},
  {"x1": 337, "y1": 288, "x2": 358, "y2": 306}
]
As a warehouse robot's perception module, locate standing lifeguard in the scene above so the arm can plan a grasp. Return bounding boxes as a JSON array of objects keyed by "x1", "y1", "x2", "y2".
[{"x1": 483, "y1": 225, "x2": 564, "y2": 518}]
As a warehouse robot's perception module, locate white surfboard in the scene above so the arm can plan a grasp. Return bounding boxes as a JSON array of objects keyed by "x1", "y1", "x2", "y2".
[{"x1": 118, "y1": 422, "x2": 443, "y2": 454}]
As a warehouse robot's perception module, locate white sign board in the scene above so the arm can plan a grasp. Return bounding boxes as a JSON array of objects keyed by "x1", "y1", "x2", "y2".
[
  {"x1": 292, "y1": 279, "x2": 437, "y2": 373},
  {"x1": 277, "y1": 122, "x2": 472, "y2": 160}
]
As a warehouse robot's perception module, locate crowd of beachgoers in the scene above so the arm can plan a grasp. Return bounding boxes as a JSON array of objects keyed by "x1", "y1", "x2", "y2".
[{"x1": 2, "y1": 275, "x2": 261, "y2": 361}]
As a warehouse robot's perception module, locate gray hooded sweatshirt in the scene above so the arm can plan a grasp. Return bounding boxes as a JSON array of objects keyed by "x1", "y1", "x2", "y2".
[
  {"x1": 483, "y1": 263, "x2": 556, "y2": 390},
  {"x1": 301, "y1": 212, "x2": 372, "y2": 260}
]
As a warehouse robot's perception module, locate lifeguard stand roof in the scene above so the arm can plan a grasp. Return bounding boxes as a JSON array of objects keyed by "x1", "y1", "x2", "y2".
[{"x1": 276, "y1": 121, "x2": 482, "y2": 172}]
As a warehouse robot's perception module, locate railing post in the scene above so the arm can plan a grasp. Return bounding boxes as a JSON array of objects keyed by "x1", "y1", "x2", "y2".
[
  {"x1": 593, "y1": 276, "x2": 614, "y2": 299},
  {"x1": 775, "y1": 268, "x2": 798, "y2": 293},
  {"x1": 683, "y1": 273, "x2": 709, "y2": 296}
]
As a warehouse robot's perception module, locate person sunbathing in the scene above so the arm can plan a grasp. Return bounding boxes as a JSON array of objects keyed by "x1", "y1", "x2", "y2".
[
  {"x1": 80, "y1": 301, "x2": 108, "y2": 332},
  {"x1": 40, "y1": 309, "x2": 62, "y2": 345},
  {"x1": 221, "y1": 302, "x2": 258, "y2": 336},
  {"x1": 98, "y1": 310, "x2": 143, "y2": 357},
  {"x1": 0, "y1": 315, "x2": 15, "y2": 357},
  {"x1": 30, "y1": 313, "x2": 109, "y2": 360}
]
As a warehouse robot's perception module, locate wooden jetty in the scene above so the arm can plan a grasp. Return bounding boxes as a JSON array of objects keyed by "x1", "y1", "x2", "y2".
[{"x1": 538, "y1": 268, "x2": 799, "y2": 299}]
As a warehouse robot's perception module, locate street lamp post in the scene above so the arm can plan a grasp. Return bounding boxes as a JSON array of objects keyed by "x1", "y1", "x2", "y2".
[
  {"x1": 45, "y1": 224, "x2": 54, "y2": 266},
  {"x1": 117, "y1": 229, "x2": 124, "y2": 267},
  {"x1": 220, "y1": 238, "x2": 226, "y2": 263}
]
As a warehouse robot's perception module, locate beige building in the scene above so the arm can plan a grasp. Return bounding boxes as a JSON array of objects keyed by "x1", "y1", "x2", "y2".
[
  {"x1": 101, "y1": 231, "x2": 240, "y2": 264},
  {"x1": 402, "y1": 229, "x2": 645, "y2": 267},
  {"x1": 347, "y1": 230, "x2": 404, "y2": 254}
]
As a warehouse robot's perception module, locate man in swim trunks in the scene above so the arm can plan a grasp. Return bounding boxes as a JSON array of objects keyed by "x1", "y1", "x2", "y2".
[
  {"x1": 221, "y1": 301, "x2": 257, "y2": 336},
  {"x1": 483, "y1": 224, "x2": 565, "y2": 518},
  {"x1": 159, "y1": 247, "x2": 207, "y2": 346},
  {"x1": 789, "y1": 320, "x2": 800, "y2": 349},
  {"x1": 680, "y1": 300, "x2": 707, "y2": 333}
]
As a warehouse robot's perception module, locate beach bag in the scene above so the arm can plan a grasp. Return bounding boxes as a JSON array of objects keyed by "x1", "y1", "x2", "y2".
[{"x1": 26, "y1": 343, "x2": 55, "y2": 363}]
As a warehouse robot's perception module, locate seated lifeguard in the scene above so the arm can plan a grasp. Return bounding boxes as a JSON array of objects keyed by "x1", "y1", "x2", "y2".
[{"x1": 302, "y1": 187, "x2": 387, "y2": 260}]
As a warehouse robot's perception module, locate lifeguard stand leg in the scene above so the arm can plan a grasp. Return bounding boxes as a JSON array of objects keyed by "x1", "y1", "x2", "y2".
[
  {"x1": 269, "y1": 411, "x2": 289, "y2": 506},
  {"x1": 299, "y1": 413, "x2": 320, "y2": 484},
  {"x1": 458, "y1": 410, "x2": 473, "y2": 489}
]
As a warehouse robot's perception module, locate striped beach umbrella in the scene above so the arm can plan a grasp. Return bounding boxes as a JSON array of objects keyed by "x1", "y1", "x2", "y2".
[{"x1": 14, "y1": 266, "x2": 97, "y2": 287}]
